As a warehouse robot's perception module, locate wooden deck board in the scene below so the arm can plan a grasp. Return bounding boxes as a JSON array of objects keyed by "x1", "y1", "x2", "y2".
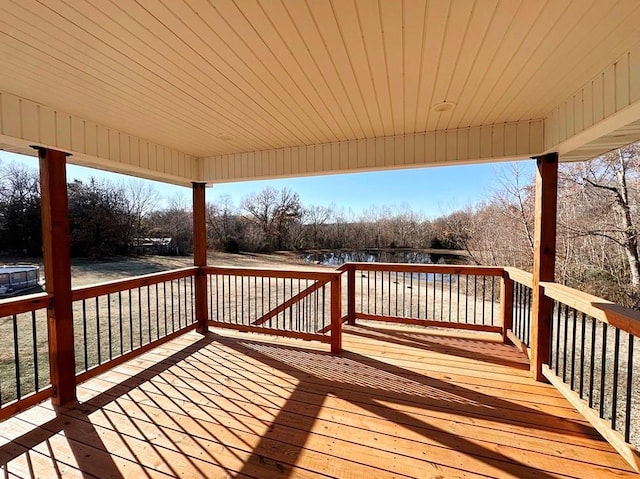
[{"x1": 1, "y1": 324, "x2": 638, "y2": 478}]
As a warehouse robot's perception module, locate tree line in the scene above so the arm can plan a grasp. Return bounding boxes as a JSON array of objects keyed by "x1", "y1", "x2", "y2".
[
  {"x1": 3, "y1": 143, "x2": 640, "y2": 309},
  {"x1": 439, "y1": 143, "x2": 640, "y2": 308},
  {"x1": 0, "y1": 163, "x2": 192, "y2": 258}
]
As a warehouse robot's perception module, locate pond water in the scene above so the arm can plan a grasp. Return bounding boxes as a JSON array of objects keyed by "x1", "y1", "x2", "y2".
[{"x1": 302, "y1": 250, "x2": 453, "y2": 266}]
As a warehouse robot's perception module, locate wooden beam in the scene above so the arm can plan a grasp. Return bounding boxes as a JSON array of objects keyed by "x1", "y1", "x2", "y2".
[
  {"x1": 530, "y1": 153, "x2": 558, "y2": 381},
  {"x1": 38, "y1": 147, "x2": 76, "y2": 406},
  {"x1": 501, "y1": 274, "x2": 514, "y2": 343},
  {"x1": 193, "y1": 182, "x2": 208, "y2": 334}
]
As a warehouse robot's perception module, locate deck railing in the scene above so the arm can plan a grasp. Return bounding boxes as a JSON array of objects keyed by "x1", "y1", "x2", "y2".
[
  {"x1": 71, "y1": 268, "x2": 198, "y2": 383},
  {"x1": 0, "y1": 261, "x2": 638, "y2": 470},
  {"x1": 340, "y1": 263, "x2": 504, "y2": 332},
  {"x1": 503, "y1": 268, "x2": 534, "y2": 352},
  {"x1": 0, "y1": 293, "x2": 51, "y2": 420},
  {"x1": 540, "y1": 281, "x2": 639, "y2": 467},
  {"x1": 204, "y1": 266, "x2": 342, "y2": 352}
]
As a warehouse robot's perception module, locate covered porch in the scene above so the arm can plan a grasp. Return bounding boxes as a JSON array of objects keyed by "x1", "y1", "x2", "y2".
[{"x1": 2, "y1": 0, "x2": 640, "y2": 476}]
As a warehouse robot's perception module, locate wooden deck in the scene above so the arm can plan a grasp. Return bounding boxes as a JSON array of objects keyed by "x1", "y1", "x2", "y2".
[{"x1": 0, "y1": 324, "x2": 637, "y2": 478}]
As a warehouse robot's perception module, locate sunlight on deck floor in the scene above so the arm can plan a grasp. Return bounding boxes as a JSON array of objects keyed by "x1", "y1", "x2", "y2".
[{"x1": 0, "y1": 325, "x2": 637, "y2": 478}]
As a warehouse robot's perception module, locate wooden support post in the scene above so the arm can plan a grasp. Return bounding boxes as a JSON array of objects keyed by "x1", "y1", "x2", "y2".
[
  {"x1": 347, "y1": 264, "x2": 356, "y2": 325},
  {"x1": 38, "y1": 147, "x2": 75, "y2": 406},
  {"x1": 530, "y1": 153, "x2": 558, "y2": 381},
  {"x1": 331, "y1": 274, "x2": 342, "y2": 353},
  {"x1": 193, "y1": 183, "x2": 208, "y2": 334},
  {"x1": 501, "y1": 274, "x2": 514, "y2": 343}
]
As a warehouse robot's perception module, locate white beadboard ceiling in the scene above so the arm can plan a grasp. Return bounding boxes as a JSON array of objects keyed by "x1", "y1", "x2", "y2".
[{"x1": 2, "y1": 0, "x2": 640, "y2": 184}]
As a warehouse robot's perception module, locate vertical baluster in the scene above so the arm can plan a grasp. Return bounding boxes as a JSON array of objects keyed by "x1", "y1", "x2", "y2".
[
  {"x1": 171, "y1": 281, "x2": 175, "y2": 332},
  {"x1": 119, "y1": 291, "x2": 124, "y2": 356},
  {"x1": 528, "y1": 287, "x2": 533, "y2": 344},
  {"x1": 549, "y1": 302, "x2": 556, "y2": 370},
  {"x1": 464, "y1": 275, "x2": 468, "y2": 323},
  {"x1": 322, "y1": 284, "x2": 326, "y2": 328},
  {"x1": 96, "y1": 297, "x2": 101, "y2": 364},
  {"x1": 268, "y1": 277, "x2": 272, "y2": 327},
  {"x1": 473, "y1": 276, "x2": 477, "y2": 324},
  {"x1": 241, "y1": 275, "x2": 245, "y2": 324},
  {"x1": 254, "y1": 276, "x2": 258, "y2": 324},
  {"x1": 490, "y1": 277, "x2": 495, "y2": 326},
  {"x1": 163, "y1": 282, "x2": 168, "y2": 335},
  {"x1": 433, "y1": 272, "x2": 437, "y2": 320},
  {"x1": 388, "y1": 271, "x2": 392, "y2": 316},
  {"x1": 147, "y1": 286, "x2": 152, "y2": 342},
  {"x1": 625, "y1": 334, "x2": 634, "y2": 442},
  {"x1": 31, "y1": 310, "x2": 39, "y2": 391},
  {"x1": 440, "y1": 273, "x2": 444, "y2": 321},
  {"x1": 138, "y1": 287, "x2": 143, "y2": 345},
  {"x1": 588, "y1": 317, "x2": 596, "y2": 408},
  {"x1": 562, "y1": 304, "x2": 569, "y2": 382},
  {"x1": 401, "y1": 272, "x2": 405, "y2": 317},
  {"x1": 12, "y1": 314, "x2": 21, "y2": 399},
  {"x1": 179, "y1": 278, "x2": 183, "y2": 327},
  {"x1": 611, "y1": 328, "x2": 621, "y2": 431},
  {"x1": 570, "y1": 308, "x2": 577, "y2": 390},
  {"x1": 128, "y1": 290, "x2": 134, "y2": 350},
  {"x1": 481, "y1": 276, "x2": 486, "y2": 325},
  {"x1": 82, "y1": 299, "x2": 88, "y2": 370},
  {"x1": 456, "y1": 275, "x2": 461, "y2": 322},
  {"x1": 190, "y1": 275, "x2": 194, "y2": 324},
  {"x1": 410, "y1": 272, "x2": 414, "y2": 318},
  {"x1": 221, "y1": 275, "x2": 226, "y2": 322},
  {"x1": 600, "y1": 323, "x2": 608, "y2": 418},
  {"x1": 107, "y1": 294, "x2": 113, "y2": 360},
  {"x1": 579, "y1": 313, "x2": 586, "y2": 399},
  {"x1": 360, "y1": 269, "x2": 364, "y2": 314},
  {"x1": 374, "y1": 270, "x2": 377, "y2": 315},
  {"x1": 448, "y1": 274, "x2": 452, "y2": 322},
  {"x1": 554, "y1": 301, "x2": 561, "y2": 373},
  {"x1": 155, "y1": 283, "x2": 160, "y2": 339}
]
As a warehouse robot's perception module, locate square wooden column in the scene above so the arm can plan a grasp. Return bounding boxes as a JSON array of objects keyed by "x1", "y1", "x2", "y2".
[
  {"x1": 38, "y1": 147, "x2": 76, "y2": 405},
  {"x1": 530, "y1": 152, "x2": 558, "y2": 381},
  {"x1": 193, "y1": 182, "x2": 208, "y2": 334}
]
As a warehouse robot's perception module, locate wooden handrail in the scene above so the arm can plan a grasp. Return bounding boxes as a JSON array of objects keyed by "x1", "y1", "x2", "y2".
[
  {"x1": 503, "y1": 267, "x2": 533, "y2": 287},
  {"x1": 345, "y1": 262, "x2": 504, "y2": 276},
  {"x1": 541, "y1": 281, "x2": 640, "y2": 338},
  {"x1": 0, "y1": 293, "x2": 50, "y2": 317},
  {"x1": 204, "y1": 266, "x2": 340, "y2": 281},
  {"x1": 71, "y1": 267, "x2": 197, "y2": 301}
]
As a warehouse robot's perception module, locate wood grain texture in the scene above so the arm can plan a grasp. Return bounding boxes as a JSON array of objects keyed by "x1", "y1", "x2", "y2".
[
  {"x1": 1, "y1": 327, "x2": 636, "y2": 478},
  {"x1": 530, "y1": 153, "x2": 558, "y2": 382},
  {"x1": 38, "y1": 148, "x2": 75, "y2": 406},
  {"x1": 192, "y1": 183, "x2": 208, "y2": 333}
]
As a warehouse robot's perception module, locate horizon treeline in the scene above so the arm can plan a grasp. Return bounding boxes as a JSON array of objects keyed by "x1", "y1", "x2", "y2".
[{"x1": 2, "y1": 141, "x2": 640, "y2": 309}]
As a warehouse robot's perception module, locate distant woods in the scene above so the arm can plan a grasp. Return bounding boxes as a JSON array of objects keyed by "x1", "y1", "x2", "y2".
[
  {"x1": 2, "y1": 143, "x2": 640, "y2": 308},
  {"x1": 447, "y1": 144, "x2": 640, "y2": 308},
  {"x1": 0, "y1": 163, "x2": 190, "y2": 258}
]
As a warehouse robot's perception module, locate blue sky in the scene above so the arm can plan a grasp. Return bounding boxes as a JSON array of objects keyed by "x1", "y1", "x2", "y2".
[{"x1": 0, "y1": 150, "x2": 534, "y2": 218}]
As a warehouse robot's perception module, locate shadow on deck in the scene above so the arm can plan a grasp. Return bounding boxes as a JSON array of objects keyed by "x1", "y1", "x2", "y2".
[{"x1": 0, "y1": 325, "x2": 636, "y2": 478}]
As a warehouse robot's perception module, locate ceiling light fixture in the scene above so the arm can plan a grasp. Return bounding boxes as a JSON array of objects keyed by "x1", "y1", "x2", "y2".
[{"x1": 433, "y1": 101, "x2": 456, "y2": 113}]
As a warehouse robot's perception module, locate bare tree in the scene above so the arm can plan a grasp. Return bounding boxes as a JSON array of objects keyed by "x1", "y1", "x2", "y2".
[
  {"x1": 560, "y1": 145, "x2": 640, "y2": 287},
  {"x1": 241, "y1": 187, "x2": 303, "y2": 251}
]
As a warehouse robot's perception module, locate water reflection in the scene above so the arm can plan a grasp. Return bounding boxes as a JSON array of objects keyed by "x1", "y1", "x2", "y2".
[{"x1": 303, "y1": 250, "x2": 446, "y2": 266}]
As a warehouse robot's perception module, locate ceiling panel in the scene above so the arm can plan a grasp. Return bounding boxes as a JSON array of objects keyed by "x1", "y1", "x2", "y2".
[{"x1": 1, "y1": 0, "x2": 640, "y2": 162}]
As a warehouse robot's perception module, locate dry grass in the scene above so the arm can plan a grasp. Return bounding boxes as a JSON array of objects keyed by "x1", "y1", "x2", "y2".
[{"x1": 1, "y1": 253, "x2": 638, "y2": 452}]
